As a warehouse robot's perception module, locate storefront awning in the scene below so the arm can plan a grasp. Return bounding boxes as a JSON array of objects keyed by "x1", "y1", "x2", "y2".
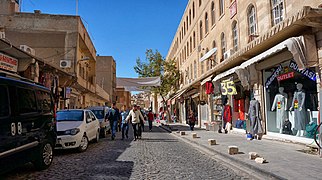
[
  {"x1": 200, "y1": 75, "x2": 213, "y2": 85},
  {"x1": 199, "y1": 48, "x2": 217, "y2": 62},
  {"x1": 239, "y1": 36, "x2": 306, "y2": 70},
  {"x1": 212, "y1": 66, "x2": 240, "y2": 82},
  {"x1": 171, "y1": 88, "x2": 188, "y2": 100}
]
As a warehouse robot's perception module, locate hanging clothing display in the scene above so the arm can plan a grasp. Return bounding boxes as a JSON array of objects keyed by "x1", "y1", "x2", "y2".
[
  {"x1": 234, "y1": 99, "x2": 245, "y2": 120},
  {"x1": 205, "y1": 81, "x2": 214, "y2": 94},
  {"x1": 271, "y1": 93, "x2": 288, "y2": 129},
  {"x1": 222, "y1": 105, "x2": 232, "y2": 123},
  {"x1": 248, "y1": 99, "x2": 263, "y2": 135},
  {"x1": 291, "y1": 90, "x2": 308, "y2": 130}
]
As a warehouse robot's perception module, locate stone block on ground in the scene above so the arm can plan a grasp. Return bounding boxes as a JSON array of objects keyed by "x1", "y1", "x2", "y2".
[
  {"x1": 228, "y1": 146, "x2": 239, "y2": 155},
  {"x1": 180, "y1": 131, "x2": 185, "y2": 136},
  {"x1": 208, "y1": 139, "x2": 216, "y2": 145},
  {"x1": 192, "y1": 133, "x2": 198, "y2": 138},
  {"x1": 255, "y1": 157, "x2": 267, "y2": 164},
  {"x1": 249, "y1": 152, "x2": 260, "y2": 160}
]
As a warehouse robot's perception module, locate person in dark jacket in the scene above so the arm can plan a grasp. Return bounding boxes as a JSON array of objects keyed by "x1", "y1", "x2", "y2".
[{"x1": 106, "y1": 102, "x2": 120, "y2": 140}]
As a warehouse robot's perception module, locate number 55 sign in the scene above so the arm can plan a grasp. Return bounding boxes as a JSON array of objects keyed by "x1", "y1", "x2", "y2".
[{"x1": 220, "y1": 79, "x2": 237, "y2": 95}]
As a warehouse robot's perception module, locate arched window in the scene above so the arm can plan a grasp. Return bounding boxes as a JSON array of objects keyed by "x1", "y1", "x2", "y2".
[
  {"x1": 186, "y1": 16, "x2": 189, "y2": 30},
  {"x1": 190, "y1": 37, "x2": 192, "y2": 53},
  {"x1": 271, "y1": 0, "x2": 284, "y2": 25},
  {"x1": 194, "y1": 61, "x2": 197, "y2": 79},
  {"x1": 219, "y1": 0, "x2": 224, "y2": 16},
  {"x1": 193, "y1": 31, "x2": 196, "y2": 48},
  {"x1": 221, "y1": 32, "x2": 226, "y2": 62},
  {"x1": 199, "y1": 21, "x2": 203, "y2": 40},
  {"x1": 187, "y1": 42, "x2": 189, "y2": 56},
  {"x1": 248, "y1": 5, "x2": 257, "y2": 35},
  {"x1": 189, "y1": 9, "x2": 192, "y2": 24},
  {"x1": 205, "y1": 13, "x2": 209, "y2": 34},
  {"x1": 212, "y1": 40, "x2": 216, "y2": 48},
  {"x1": 199, "y1": 0, "x2": 202, "y2": 6},
  {"x1": 211, "y1": 1, "x2": 215, "y2": 25},
  {"x1": 183, "y1": 22, "x2": 186, "y2": 35},
  {"x1": 232, "y1": 21, "x2": 238, "y2": 51},
  {"x1": 192, "y1": 2, "x2": 195, "y2": 18}
]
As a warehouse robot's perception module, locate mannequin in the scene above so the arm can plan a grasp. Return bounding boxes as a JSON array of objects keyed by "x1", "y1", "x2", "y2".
[
  {"x1": 289, "y1": 83, "x2": 308, "y2": 137},
  {"x1": 248, "y1": 97, "x2": 263, "y2": 139},
  {"x1": 271, "y1": 87, "x2": 288, "y2": 133}
]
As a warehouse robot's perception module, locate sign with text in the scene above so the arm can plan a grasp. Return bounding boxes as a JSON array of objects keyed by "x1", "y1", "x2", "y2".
[
  {"x1": 0, "y1": 53, "x2": 18, "y2": 72},
  {"x1": 221, "y1": 78, "x2": 237, "y2": 95},
  {"x1": 277, "y1": 72, "x2": 294, "y2": 81},
  {"x1": 289, "y1": 61, "x2": 316, "y2": 81},
  {"x1": 265, "y1": 64, "x2": 282, "y2": 88}
]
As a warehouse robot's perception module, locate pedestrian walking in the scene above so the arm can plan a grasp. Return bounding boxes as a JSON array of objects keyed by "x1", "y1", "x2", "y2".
[
  {"x1": 106, "y1": 102, "x2": 120, "y2": 140},
  {"x1": 126, "y1": 104, "x2": 144, "y2": 141},
  {"x1": 120, "y1": 105, "x2": 129, "y2": 140},
  {"x1": 147, "y1": 110, "x2": 154, "y2": 131},
  {"x1": 138, "y1": 106, "x2": 146, "y2": 132},
  {"x1": 188, "y1": 109, "x2": 196, "y2": 131}
]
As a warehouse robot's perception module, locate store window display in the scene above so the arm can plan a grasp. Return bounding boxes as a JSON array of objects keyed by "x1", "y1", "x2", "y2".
[
  {"x1": 271, "y1": 87, "x2": 288, "y2": 133},
  {"x1": 289, "y1": 83, "x2": 308, "y2": 137}
]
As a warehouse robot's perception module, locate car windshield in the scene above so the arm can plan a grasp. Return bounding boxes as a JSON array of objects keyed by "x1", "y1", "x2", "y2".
[
  {"x1": 91, "y1": 110, "x2": 104, "y2": 119},
  {"x1": 56, "y1": 110, "x2": 84, "y2": 121}
]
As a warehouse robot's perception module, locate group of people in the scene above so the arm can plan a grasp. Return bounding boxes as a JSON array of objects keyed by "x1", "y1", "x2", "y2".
[{"x1": 106, "y1": 103, "x2": 155, "y2": 141}]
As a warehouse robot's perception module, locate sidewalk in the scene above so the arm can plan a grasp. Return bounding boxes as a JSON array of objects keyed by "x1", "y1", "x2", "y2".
[{"x1": 160, "y1": 123, "x2": 322, "y2": 180}]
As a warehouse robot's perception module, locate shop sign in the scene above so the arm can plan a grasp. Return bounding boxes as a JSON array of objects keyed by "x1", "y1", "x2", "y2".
[
  {"x1": 277, "y1": 72, "x2": 294, "y2": 81},
  {"x1": 265, "y1": 64, "x2": 283, "y2": 88},
  {"x1": 220, "y1": 78, "x2": 237, "y2": 95},
  {"x1": 229, "y1": 0, "x2": 237, "y2": 19},
  {"x1": 289, "y1": 61, "x2": 316, "y2": 81},
  {"x1": 0, "y1": 53, "x2": 18, "y2": 72}
]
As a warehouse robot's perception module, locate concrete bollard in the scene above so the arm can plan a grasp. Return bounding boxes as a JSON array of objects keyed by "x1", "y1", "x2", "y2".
[
  {"x1": 228, "y1": 146, "x2": 239, "y2": 155},
  {"x1": 255, "y1": 157, "x2": 267, "y2": 164},
  {"x1": 208, "y1": 139, "x2": 216, "y2": 145},
  {"x1": 192, "y1": 133, "x2": 198, "y2": 138},
  {"x1": 249, "y1": 152, "x2": 260, "y2": 160},
  {"x1": 180, "y1": 131, "x2": 185, "y2": 136}
]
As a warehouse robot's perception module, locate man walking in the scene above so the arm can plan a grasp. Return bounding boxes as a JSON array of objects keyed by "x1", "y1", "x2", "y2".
[
  {"x1": 120, "y1": 105, "x2": 129, "y2": 140},
  {"x1": 126, "y1": 104, "x2": 144, "y2": 141},
  {"x1": 147, "y1": 110, "x2": 154, "y2": 131},
  {"x1": 106, "y1": 102, "x2": 120, "y2": 140}
]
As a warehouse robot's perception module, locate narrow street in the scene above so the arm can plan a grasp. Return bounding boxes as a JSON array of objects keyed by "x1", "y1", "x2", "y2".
[{"x1": 3, "y1": 126, "x2": 248, "y2": 180}]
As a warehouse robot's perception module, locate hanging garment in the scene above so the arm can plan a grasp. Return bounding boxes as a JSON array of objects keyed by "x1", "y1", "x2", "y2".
[
  {"x1": 223, "y1": 105, "x2": 232, "y2": 123},
  {"x1": 205, "y1": 81, "x2": 214, "y2": 94},
  {"x1": 291, "y1": 90, "x2": 308, "y2": 130},
  {"x1": 272, "y1": 93, "x2": 288, "y2": 129},
  {"x1": 248, "y1": 99, "x2": 263, "y2": 135}
]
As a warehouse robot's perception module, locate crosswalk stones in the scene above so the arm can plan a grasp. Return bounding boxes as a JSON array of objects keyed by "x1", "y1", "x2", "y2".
[
  {"x1": 249, "y1": 152, "x2": 260, "y2": 160},
  {"x1": 208, "y1": 139, "x2": 216, "y2": 145},
  {"x1": 180, "y1": 131, "x2": 185, "y2": 136},
  {"x1": 192, "y1": 133, "x2": 198, "y2": 138},
  {"x1": 228, "y1": 146, "x2": 239, "y2": 155}
]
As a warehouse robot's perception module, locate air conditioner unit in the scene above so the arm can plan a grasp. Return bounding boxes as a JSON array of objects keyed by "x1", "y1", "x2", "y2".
[
  {"x1": 0, "y1": 32, "x2": 5, "y2": 39},
  {"x1": 223, "y1": 49, "x2": 234, "y2": 60},
  {"x1": 60, "y1": 60, "x2": 72, "y2": 68},
  {"x1": 20, "y1": 45, "x2": 35, "y2": 56}
]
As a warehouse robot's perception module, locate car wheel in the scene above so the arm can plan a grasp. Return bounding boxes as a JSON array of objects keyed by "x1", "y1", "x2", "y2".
[
  {"x1": 33, "y1": 142, "x2": 53, "y2": 170},
  {"x1": 78, "y1": 135, "x2": 89, "y2": 152},
  {"x1": 94, "y1": 130, "x2": 100, "y2": 143}
]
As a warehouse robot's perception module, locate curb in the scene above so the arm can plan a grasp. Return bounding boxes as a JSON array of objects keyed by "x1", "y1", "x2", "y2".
[{"x1": 159, "y1": 125, "x2": 286, "y2": 180}]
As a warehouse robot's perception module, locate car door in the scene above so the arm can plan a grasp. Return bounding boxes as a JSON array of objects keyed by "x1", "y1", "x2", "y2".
[
  {"x1": 85, "y1": 111, "x2": 95, "y2": 140},
  {"x1": 89, "y1": 111, "x2": 99, "y2": 136},
  {"x1": 0, "y1": 84, "x2": 16, "y2": 158}
]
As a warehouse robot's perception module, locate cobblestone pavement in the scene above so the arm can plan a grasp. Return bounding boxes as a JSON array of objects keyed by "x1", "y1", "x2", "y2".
[{"x1": 2, "y1": 126, "x2": 249, "y2": 180}]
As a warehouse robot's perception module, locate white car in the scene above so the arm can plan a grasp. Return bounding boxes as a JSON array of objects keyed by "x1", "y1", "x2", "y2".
[
  {"x1": 55, "y1": 109, "x2": 100, "y2": 152},
  {"x1": 86, "y1": 106, "x2": 111, "y2": 138}
]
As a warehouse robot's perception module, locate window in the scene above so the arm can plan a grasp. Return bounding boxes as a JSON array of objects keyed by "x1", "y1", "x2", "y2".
[
  {"x1": 205, "y1": 13, "x2": 209, "y2": 34},
  {"x1": 192, "y1": 2, "x2": 195, "y2": 18},
  {"x1": 248, "y1": 5, "x2": 257, "y2": 35},
  {"x1": 211, "y1": 2, "x2": 215, "y2": 25},
  {"x1": 186, "y1": 16, "x2": 189, "y2": 30},
  {"x1": 271, "y1": 0, "x2": 284, "y2": 25},
  {"x1": 232, "y1": 21, "x2": 238, "y2": 52},
  {"x1": 36, "y1": 90, "x2": 52, "y2": 113},
  {"x1": 193, "y1": 31, "x2": 196, "y2": 48},
  {"x1": 212, "y1": 40, "x2": 216, "y2": 48},
  {"x1": 18, "y1": 88, "x2": 37, "y2": 114},
  {"x1": 183, "y1": 22, "x2": 186, "y2": 35},
  {"x1": 190, "y1": 37, "x2": 192, "y2": 53},
  {"x1": 194, "y1": 61, "x2": 197, "y2": 79},
  {"x1": 199, "y1": 0, "x2": 202, "y2": 6},
  {"x1": 221, "y1": 32, "x2": 226, "y2": 62},
  {"x1": 0, "y1": 85, "x2": 9, "y2": 117},
  {"x1": 219, "y1": 0, "x2": 224, "y2": 16},
  {"x1": 187, "y1": 42, "x2": 189, "y2": 56},
  {"x1": 189, "y1": 9, "x2": 192, "y2": 24},
  {"x1": 199, "y1": 21, "x2": 203, "y2": 40}
]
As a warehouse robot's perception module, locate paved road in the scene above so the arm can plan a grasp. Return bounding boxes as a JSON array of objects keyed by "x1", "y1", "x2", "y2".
[{"x1": 3, "y1": 126, "x2": 249, "y2": 180}]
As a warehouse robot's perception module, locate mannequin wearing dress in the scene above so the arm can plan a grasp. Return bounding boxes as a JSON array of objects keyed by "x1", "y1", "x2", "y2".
[
  {"x1": 248, "y1": 97, "x2": 263, "y2": 138},
  {"x1": 271, "y1": 87, "x2": 288, "y2": 133},
  {"x1": 289, "y1": 83, "x2": 308, "y2": 137}
]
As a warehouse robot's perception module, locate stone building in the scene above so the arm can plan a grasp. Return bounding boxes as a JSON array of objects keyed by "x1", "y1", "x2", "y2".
[
  {"x1": 0, "y1": 0, "x2": 110, "y2": 109},
  {"x1": 115, "y1": 87, "x2": 131, "y2": 109},
  {"x1": 167, "y1": 0, "x2": 322, "y2": 144}
]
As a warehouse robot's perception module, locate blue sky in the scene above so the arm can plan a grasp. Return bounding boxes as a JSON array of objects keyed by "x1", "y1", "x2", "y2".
[{"x1": 21, "y1": 0, "x2": 188, "y2": 78}]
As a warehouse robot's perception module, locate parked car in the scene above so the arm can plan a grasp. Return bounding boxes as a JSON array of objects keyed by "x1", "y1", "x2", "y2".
[
  {"x1": 0, "y1": 74, "x2": 56, "y2": 174},
  {"x1": 55, "y1": 109, "x2": 100, "y2": 152},
  {"x1": 86, "y1": 106, "x2": 111, "y2": 137}
]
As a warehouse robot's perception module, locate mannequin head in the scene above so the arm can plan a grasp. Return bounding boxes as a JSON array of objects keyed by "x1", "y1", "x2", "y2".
[
  {"x1": 296, "y1": 83, "x2": 303, "y2": 90},
  {"x1": 278, "y1": 87, "x2": 284, "y2": 94}
]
